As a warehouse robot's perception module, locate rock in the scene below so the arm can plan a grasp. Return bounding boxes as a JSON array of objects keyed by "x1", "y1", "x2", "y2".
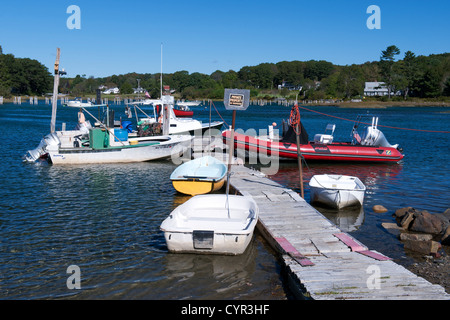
[
  {"x1": 399, "y1": 233, "x2": 433, "y2": 241},
  {"x1": 443, "y1": 208, "x2": 450, "y2": 221},
  {"x1": 403, "y1": 240, "x2": 441, "y2": 255},
  {"x1": 381, "y1": 222, "x2": 403, "y2": 237},
  {"x1": 410, "y1": 210, "x2": 445, "y2": 235},
  {"x1": 394, "y1": 207, "x2": 414, "y2": 220},
  {"x1": 373, "y1": 205, "x2": 388, "y2": 213},
  {"x1": 400, "y1": 211, "x2": 415, "y2": 229},
  {"x1": 441, "y1": 226, "x2": 450, "y2": 246}
]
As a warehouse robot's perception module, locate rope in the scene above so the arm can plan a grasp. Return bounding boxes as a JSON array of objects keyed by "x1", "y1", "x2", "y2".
[
  {"x1": 297, "y1": 105, "x2": 450, "y2": 133},
  {"x1": 211, "y1": 100, "x2": 229, "y2": 128},
  {"x1": 289, "y1": 104, "x2": 301, "y2": 134}
]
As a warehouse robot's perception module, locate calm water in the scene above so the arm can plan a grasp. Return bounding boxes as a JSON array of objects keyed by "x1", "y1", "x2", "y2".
[{"x1": 1, "y1": 101, "x2": 449, "y2": 299}]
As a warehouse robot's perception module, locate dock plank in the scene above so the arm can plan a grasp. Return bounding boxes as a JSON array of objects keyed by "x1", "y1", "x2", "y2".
[{"x1": 229, "y1": 165, "x2": 449, "y2": 300}]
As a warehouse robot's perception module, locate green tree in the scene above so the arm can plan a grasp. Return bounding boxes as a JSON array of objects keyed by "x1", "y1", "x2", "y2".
[
  {"x1": 443, "y1": 77, "x2": 450, "y2": 96},
  {"x1": 337, "y1": 65, "x2": 364, "y2": 99},
  {"x1": 380, "y1": 45, "x2": 401, "y2": 98},
  {"x1": 398, "y1": 51, "x2": 418, "y2": 99},
  {"x1": 120, "y1": 82, "x2": 133, "y2": 94}
]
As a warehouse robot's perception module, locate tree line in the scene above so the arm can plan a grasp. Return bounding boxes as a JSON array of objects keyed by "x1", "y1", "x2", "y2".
[
  {"x1": 1, "y1": 44, "x2": 449, "y2": 100},
  {"x1": 0, "y1": 45, "x2": 53, "y2": 97}
]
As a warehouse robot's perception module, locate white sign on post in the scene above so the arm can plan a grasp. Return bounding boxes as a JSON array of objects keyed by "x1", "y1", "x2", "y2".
[{"x1": 224, "y1": 89, "x2": 250, "y2": 111}]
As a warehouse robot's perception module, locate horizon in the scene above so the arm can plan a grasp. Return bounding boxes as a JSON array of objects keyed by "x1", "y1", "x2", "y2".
[{"x1": 1, "y1": 0, "x2": 449, "y2": 78}]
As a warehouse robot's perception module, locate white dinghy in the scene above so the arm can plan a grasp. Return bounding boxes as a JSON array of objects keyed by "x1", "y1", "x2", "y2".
[
  {"x1": 309, "y1": 174, "x2": 366, "y2": 209},
  {"x1": 160, "y1": 194, "x2": 259, "y2": 255}
]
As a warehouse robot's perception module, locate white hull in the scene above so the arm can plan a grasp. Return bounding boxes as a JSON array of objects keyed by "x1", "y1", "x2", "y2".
[
  {"x1": 176, "y1": 100, "x2": 201, "y2": 107},
  {"x1": 309, "y1": 175, "x2": 366, "y2": 209},
  {"x1": 39, "y1": 131, "x2": 192, "y2": 164},
  {"x1": 160, "y1": 195, "x2": 259, "y2": 255},
  {"x1": 66, "y1": 101, "x2": 94, "y2": 108}
]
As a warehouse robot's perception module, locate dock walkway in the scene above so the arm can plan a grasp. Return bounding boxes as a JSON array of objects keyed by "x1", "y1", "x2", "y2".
[{"x1": 228, "y1": 164, "x2": 449, "y2": 300}]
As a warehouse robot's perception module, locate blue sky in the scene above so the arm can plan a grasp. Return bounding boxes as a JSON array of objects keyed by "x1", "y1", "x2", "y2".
[{"x1": 0, "y1": 0, "x2": 449, "y2": 78}]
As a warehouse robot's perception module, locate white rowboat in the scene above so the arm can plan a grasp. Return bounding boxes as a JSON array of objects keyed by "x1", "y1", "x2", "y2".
[
  {"x1": 160, "y1": 195, "x2": 259, "y2": 255},
  {"x1": 309, "y1": 174, "x2": 366, "y2": 209}
]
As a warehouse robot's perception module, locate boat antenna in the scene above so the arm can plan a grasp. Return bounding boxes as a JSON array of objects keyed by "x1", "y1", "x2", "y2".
[
  {"x1": 160, "y1": 43, "x2": 163, "y2": 99},
  {"x1": 50, "y1": 48, "x2": 61, "y2": 133}
]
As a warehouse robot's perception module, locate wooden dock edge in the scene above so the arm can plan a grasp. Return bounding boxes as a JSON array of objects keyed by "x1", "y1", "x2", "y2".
[{"x1": 228, "y1": 165, "x2": 449, "y2": 300}]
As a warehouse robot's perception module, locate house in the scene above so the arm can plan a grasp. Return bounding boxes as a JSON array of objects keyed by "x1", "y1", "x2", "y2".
[
  {"x1": 133, "y1": 87, "x2": 145, "y2": 94},
  {"x1": 364, "y1": 82, "x2": 388, "y2": 96},
  {"x1": 278, "y1": 81, "x2": 302, "y2": 91},
  {"x1": 364, "y1": 82, "x2": 402, "y2": 96}
]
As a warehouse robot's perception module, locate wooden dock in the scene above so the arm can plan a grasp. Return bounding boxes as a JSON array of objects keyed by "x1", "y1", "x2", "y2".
[{"x1": 226, "y1": 164, "x2": 449, "y2": 300}]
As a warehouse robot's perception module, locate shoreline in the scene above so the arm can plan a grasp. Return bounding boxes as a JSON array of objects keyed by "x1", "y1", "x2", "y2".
[
  {"x1": 1, "y1": 95, "x2": 450, "y2": 109},
  {"x1": 406, "y1": 255, "x2": 450, "y2": 294},
  {"x1": 335, "y1": 100, "x2": 450, "y2": 108}
]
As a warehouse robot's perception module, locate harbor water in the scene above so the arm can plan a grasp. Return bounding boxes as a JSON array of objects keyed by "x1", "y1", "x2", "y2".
[{"x1": 1, "y1": 101, "x2": 449, "y2": 299}]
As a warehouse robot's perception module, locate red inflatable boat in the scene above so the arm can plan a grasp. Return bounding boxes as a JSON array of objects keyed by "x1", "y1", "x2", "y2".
[{"x1": 222, "y1": 116, "x2": 404, "y2": 163}]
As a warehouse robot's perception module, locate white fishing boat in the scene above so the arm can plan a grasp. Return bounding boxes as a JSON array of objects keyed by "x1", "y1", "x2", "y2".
[
  {"x1": 160, "y1": 194, "x2": 259, "y2": 255},
  {"x1": 25, "y1": 97, "x2": 192, "y2": 164},
  {"x1": 129, "y1": 95, "x2": 223, "y2": 135},
  {"x1": 24, "y1": 111, "x2": 193, "y2": 164},
  {"x1": 309, "y1": 174, "x2": 366, "y2": 209}
]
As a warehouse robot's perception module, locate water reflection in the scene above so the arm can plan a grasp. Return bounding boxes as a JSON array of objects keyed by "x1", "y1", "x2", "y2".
[
  {"x1": 159, "y1": 240, "x2": 257, "y2": 299},
  {"x1": 314, "y1": 205, "x2": 365, "y2": 232}
]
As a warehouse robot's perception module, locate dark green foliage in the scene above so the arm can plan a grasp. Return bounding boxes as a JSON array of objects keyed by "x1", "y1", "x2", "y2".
[
  {"x1": 1, "y1": 44, "x2": 448, "y2": 100},
  {"x1": 0, "y1": 50, "x2": 52, "y2": 97}
]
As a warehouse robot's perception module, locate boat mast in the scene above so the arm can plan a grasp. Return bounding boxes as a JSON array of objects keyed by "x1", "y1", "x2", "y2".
[
  {"x1": 50, "y1": 48, "x2": 61, "y2": 133},
  {"x1": 160, "y1": 43, "x2": 163, "y2": 99}
]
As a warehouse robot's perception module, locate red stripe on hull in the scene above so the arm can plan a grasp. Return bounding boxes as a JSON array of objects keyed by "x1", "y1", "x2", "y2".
[
  {"x1": 223, "y1": 131, "x2": 404, "y2": 163},
  {"x1": 174, "y1": 110, "x2": 194, "y2": 117}
]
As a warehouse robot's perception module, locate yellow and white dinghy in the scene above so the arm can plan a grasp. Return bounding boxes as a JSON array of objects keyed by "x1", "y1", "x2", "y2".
[{"x1": 170, "y1": 156, "x2": 227, "y2": 195}]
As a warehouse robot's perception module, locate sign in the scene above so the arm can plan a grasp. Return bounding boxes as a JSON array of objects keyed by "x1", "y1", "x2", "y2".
[{"x1": 224, "y1": 89, "x2": 250, "y2": 111}]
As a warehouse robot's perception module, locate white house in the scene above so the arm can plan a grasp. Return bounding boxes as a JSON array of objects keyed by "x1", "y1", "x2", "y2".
[
  {"x1": 278, "y1": 81, "x2": 302, "y2": 91},
  {"x1": 364, "y1": 82, "x2": 389, "y2": 96},
  {"x1": 133, "y1": 87, "x2": 145, "y2": 94}
]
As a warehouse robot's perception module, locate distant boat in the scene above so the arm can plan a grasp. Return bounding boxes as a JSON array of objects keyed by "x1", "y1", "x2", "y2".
[
  {"x1": 309, "y1": 174, "x2": 366, "y2": 209},
  {"x1": 65, "y1": 99, "x2": 94, "y2": 108},
  {"x1": 170, "y1": 156, "x2": 227, "y2": 195},
  {"x1": 176, "y1": 100, "x2": 201, "y2": 107},
  {"x1": 160, "y1": 194, "x2": 259, "y2": 255},
  {"x1": 173, "y1": 104, "x2": 194, "y2": 117}
]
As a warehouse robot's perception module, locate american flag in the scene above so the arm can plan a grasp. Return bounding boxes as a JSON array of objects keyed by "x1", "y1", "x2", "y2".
[{"x1": 353, "y1": 130, "x2": 361, "y2": 143}]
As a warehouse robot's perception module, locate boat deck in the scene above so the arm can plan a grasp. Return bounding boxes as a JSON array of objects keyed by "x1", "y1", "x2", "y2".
[{"x1": 228, "y1": 164, "x2": 449, "y2": 300}]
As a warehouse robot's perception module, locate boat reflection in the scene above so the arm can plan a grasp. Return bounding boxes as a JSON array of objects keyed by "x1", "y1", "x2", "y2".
[
  {"x1": 159, "y1": 234, "x2": 258, "y2": 299},
  {"x1": 313, "y1": 205, "x2": 365, "y2": 232}
]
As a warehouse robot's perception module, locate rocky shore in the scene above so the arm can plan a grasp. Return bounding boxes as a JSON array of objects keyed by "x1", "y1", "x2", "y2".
[
  {"x1": 406, "y1": 255, "x2": 450, "y2": 294},
  {"x1": 382, "y1": 207, "x2": 450, "y2": 294}
]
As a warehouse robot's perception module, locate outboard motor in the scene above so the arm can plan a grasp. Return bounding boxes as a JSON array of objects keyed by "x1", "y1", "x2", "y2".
[
  {"x1": 24, "y1": 133, "x2": 60, "y2": 162},
  {"x1": 360, "y1": 126, "x2": 399, "y2": 149}
]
